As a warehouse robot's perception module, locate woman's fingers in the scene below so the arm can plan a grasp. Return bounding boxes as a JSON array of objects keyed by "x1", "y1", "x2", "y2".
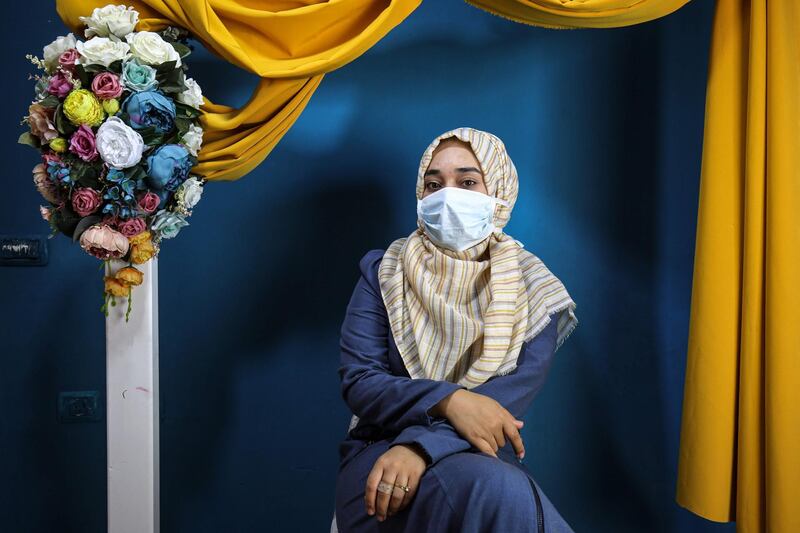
[
  {"x1": 364, "y1": 464, "x2": 384, "y2": 516},
  {"x1": 375, "y1": 469, "x2": 397, "y2": 521},
  {"x1": 475, "y1": 437, "x2": 498, "y2": 457},
  {"x1": 388, "y1": 473, "x2": 409, "y2": 516},
  {"x1": 504, "y1": 419, "x2": 525, "y2": 459}
]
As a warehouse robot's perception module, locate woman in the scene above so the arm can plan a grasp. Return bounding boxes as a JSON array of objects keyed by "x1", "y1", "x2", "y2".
[{"x1": 334, "y1": 127, "x2": 579, "y2": 532}]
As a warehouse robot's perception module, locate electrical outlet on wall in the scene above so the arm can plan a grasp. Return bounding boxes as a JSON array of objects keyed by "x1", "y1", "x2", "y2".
[{"x1": 58, "y1": 391, "x2": 102, "y2": 423}]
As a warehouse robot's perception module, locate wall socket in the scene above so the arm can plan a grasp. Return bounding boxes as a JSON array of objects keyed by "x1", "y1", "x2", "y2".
[{"x1": 58, "y1": 391, "x2": 102, "y2": 423}]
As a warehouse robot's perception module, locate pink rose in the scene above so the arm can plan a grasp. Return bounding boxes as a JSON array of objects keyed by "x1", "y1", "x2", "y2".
[
  {"x1": 47, "y1": 72, "x2": 73, "y2": 99},
  {"x1": 68, "y1": 124, "x2": 98, "y2": 162},
  {"x1": 28, "y1": 103, "x2": 59, "y2": 142},
  {"x1": 58, "y1": 49, "x2": 80, "y2": 71},
  {"x1": 91, "y1": 72, "x2": 123, "y2": 100},
  {"x1": 137, "y1": 191, "x2": 160, "y2": 214},
  {"x1": 33, "y1": 163, "x2": 64, "y2": 204},
  {"x1": 71, "y1": 187, "x2": 102, "y2": 217},
  {"x1": 118, "y1": 217, "x2": 147, "y2": 237},
  {"x1": 79, "y1": 224, "x2": 129, "y2": 260},
  {"x1": 102, "y1": 214, "x2": 120, "y2": 229}
]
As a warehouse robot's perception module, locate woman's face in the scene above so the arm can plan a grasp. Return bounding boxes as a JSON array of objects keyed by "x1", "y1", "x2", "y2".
[{"x1": 421, "y1": 139, "x2": 488, "y2": 198}]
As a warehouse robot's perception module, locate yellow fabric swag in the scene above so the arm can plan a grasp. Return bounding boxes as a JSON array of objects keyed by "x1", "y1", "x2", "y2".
[
  {"x1": 56, "y1": 0, "x2": 421, "y2": 180},
  {"x1": 677, "y1": 1, "x2": 800, "y2": 531}
]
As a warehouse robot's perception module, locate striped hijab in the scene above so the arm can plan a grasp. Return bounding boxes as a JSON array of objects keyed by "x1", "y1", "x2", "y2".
[{"x1": 377, "y1": 127, "x2": 579, "y2": 388}]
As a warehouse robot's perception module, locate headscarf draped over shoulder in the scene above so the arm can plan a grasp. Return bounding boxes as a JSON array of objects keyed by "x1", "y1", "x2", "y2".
[{"x1": 377, "y1": 127, "x2": 578, "y2": 388}]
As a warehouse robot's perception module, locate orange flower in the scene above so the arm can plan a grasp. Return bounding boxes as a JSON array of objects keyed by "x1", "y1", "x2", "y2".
[
  {"x1": 128, "y1": 230, "x2": 151, "y2": 246},
  {"x1": 115, "y1": 266, "x2": 143, "y2": 286},
  {"x1": 130, "y1": 239, "x2": 155, "y2": 264},
  {"x1": 104, "y1": 275, "x2": 129, "y2": 297}
]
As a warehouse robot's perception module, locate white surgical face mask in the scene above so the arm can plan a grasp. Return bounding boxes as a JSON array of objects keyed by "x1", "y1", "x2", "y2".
[{"x1": 416, "y1": 187, "x2": 510, "y2": 252}]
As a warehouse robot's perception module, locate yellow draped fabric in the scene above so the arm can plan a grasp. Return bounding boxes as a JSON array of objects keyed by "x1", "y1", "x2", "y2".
[
  {"x1": 677, "y1": 0, "x2": 800, "y2": 531},
  {"x1": 463, "y1": 0, "x2": 691, "y2": 29},
  {"x1": 55, "y1": 0, "x2": 421, "y2": 180}
]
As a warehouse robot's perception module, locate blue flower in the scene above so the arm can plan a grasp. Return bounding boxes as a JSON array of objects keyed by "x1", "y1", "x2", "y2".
[
  {"x1": 151, "y1": 209, "x2": 189, "y2": 239},
  {"x1": 102, "y1": 168, "x2": 137, "y2": 219},
  {"x1": 46, "y1": 161, "x2": 72, "y2": 186},
  {"x1": 146, "y1": 144, "x2": 192, "y2": 192},
  {"x1": 121, "y1": 60, "x2": 158, "y2": 92},
  {"x1": 121, "y1": 90, "x2": 176, "y2": 133}
]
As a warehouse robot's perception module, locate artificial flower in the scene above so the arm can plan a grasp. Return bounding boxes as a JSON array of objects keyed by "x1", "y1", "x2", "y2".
[
  {"x1": 175, "y1": 176, "x2": 203, "y2": 209},
  {"x1": 176, "y1": 77, "x2": 203, "y2": 109},
  {"x1": 95, "y1": 116, "x2": 144, "y2": 169},
  {"x1": 104, "y1": 275, "x2": 129, "y2": 297},
  {"x1": 146, "y1": 144, "x2": 191, "y2": 191},
  {"x1": 126, "y1": 31, "x2": 181, "y2": 67},
  {"x1": 79, "y1": 5, "x2": 139, "y2": 39},
  {"x1": 49, "y1": 138, "x2": 68, "y2": 153},
  {"x1": 180, "y1": 123, "x2": 203, "y2": 157},
  {"x1": 121, "y1": 90, "x2": 175, "y2": 133},
  {"x1": 117, "y1": 216, "x2": 146, "y2": 237},
  {"x1": 137, "y1": 191, "x2": 160, "y2": 214},
  {"x1": 47, "y1": 72, "x2": 73, "y2": 98},
  {"x1": 121, "y1": 60, "x2": 157, "y2": 92},
  {"x1": 63, "y1": 89, "x2": 105, "y2": 126},
  {"x1": 115, "y1": 265, "x2": 143, "y2": 285},
  {"x1": 76, "y1": 36, "x2": 130, "y2": 68},
  {"x1": 27, "y1": 103, "x2": 59, "y2": 142},
  {"x1": 91, "y1": 72, "x2": 123, "y2": 100},
  {"x1": 43, "y1": 34, "x2": 78, "y2": 72},
  {"x1": 79, "y1": 224, "x2": 129, "y2": 259},
  {"x1": 33, "y1": 163, "x2": 63, "y2": 204},
  {"x1": 68, "y1": 124, "x2": 98, "y2": 161},
  {"x1": 71, "y1": 187, "x2": 102, "y2": 216},
  {"x1": 151, "y1": 209, "x2": 189, "y2": 239}
]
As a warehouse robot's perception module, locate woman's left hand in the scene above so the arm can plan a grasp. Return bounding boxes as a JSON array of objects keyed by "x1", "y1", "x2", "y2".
[{"x1": 364, "y1": 444, "x2": 427, "y2": 522}]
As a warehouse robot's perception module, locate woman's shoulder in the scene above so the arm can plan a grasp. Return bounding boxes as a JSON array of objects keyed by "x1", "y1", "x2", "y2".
[{"x1": 357, "y1": 237, "x2": 407, "y2": 281}]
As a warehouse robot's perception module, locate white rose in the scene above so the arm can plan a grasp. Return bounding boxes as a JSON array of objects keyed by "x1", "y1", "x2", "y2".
[
  {"x1": 177, "y1": 177, "x2": 203, "y2": 209},
  {"x1": 42, "y1": 33, "x2": 78, "y2": 71},
  {"x1": 79, "y1": 5, "x2": 140, "y2": 39},
  {"x1": 180, "y1": 124, "x2": 203, "y2": 157},
  {"x1": 176, "y1": 77, "x2": 203, "y2": 109},
  {"x1": 96, "y1": 116, "x2": 144, "y2": 169},
  {"x1": 125, "y1": 31, "x2": 181, "y2": 67},
  {"x1": 76, "y1": 37, "x2": 131, "y2": 67}
]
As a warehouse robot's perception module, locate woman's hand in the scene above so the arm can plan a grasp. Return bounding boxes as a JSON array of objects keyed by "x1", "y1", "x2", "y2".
[
  {"x1": 365, "y1": 444, "x2": 427, "y2": 522},
  {"x1": 432, "y1": 389, "x2": 526, "y2": 459}
]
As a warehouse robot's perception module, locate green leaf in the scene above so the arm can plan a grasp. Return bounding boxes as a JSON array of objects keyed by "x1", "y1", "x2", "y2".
[
  {"x1": 174, "y1": 102, "x2": 201, "y2": 119},
  {"x1": 17, "y1": 131, "x2": 40, "y2": 149},
  {"x1": 107, "y1": 60, "x2": 123, "y2": 74},
  {"x1": 155, "y1": 60, "x2": 177, "y2": 73},
  {"x1": 38, "y1": 95, "x2": 61, "y2": 109},
  {"x1": 54, "y1": 104, "x2": 77, "y2": 137},
  {"x1": 72, "y1": 160, "x2": 103, "y2": 189},
  {"x1": 72, "y1": 215, "x2": 102, "y2": 242},
  {"x1": 74, "y1": 64, "x2": 90, "y2": 86},
  {"x1": 52, "y1": 205, "x2": 81, "y2": 238},
  {"x1": 171, "y1": 42, "x2": 192, "y2": 59}
]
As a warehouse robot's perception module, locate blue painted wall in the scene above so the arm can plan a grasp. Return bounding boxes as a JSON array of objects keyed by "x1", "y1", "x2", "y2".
[{"x1": 1, "y1": 1, "x2": 734, "y2": 531}]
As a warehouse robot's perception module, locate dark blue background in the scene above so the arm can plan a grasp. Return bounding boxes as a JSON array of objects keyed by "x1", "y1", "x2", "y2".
[{"x1": 1, "y1": 1, "x2": 734, "y2": 531}]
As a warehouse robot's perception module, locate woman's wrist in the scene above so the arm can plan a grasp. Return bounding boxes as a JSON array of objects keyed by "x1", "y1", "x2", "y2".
[{"x1": 430, "y1": 388, "x2": 466, "y2": 419}]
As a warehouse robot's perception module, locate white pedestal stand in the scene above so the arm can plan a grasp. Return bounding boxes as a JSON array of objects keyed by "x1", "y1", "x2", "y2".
[{"x1": 105, "y1": 257, "x2": 160, "y2": 533}]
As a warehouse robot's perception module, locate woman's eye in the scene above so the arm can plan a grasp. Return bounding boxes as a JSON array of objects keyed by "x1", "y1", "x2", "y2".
[
  {"x1": 463, "y1": 179, "x2": 477, "y2": 187},
  {"x1": 426, "y1": 182, "x2": 441, "y2": 190}
]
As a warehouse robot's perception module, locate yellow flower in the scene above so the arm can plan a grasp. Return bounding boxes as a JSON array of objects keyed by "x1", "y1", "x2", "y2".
[
  {"x1": 63, "y1": 89, "x2": 105, "y2": 126},
  {"x1": 49, "y1": 137, "x2": 67, "y2": 152},
  {"x1": 102, "y1": 98, "x2": 120, "y2": 115},
  {"x1": 130, "y1": 242, "x2": 155, "y2": 264},
  {"x1": 104, "y1": 275, "x2": 129, "y2": 297},
  {"x1": 128, "y1": 230, "x2": 151, "y2": 246},
  {"x1": 115, "y1": 266, "x2": 143, "y2": 286}
]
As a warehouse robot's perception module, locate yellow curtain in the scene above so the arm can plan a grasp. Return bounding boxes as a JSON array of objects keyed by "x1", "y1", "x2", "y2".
[
  {"x1": 676, "y1": 0, "x2": 800, "y2": 531},
  {"x1": 463, "y1": 0, "x2": 691, "y2": 29},
  {"x1": 55, "y1": 0, "x2": 421, "y2": 180}
]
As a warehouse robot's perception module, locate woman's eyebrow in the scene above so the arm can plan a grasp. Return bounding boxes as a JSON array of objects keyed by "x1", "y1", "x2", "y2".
[{"x1": 424, "y1": 167, "x2": 482, "y2": 177}]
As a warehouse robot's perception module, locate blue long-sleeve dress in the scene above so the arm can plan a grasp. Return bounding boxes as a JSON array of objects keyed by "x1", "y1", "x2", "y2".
[{"x1": 334, "y1": 249, "x2": 576, "y2": 533}]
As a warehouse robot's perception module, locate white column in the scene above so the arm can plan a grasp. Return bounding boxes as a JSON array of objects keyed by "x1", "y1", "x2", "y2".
[{"x1": 105, "y1": 257, "x2": 160, "y2": 533}]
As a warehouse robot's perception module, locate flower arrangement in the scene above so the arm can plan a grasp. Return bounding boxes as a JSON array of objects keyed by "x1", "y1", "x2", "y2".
[{"x1": 20, "y1": 4, "x2": 205, "y2": 321}]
